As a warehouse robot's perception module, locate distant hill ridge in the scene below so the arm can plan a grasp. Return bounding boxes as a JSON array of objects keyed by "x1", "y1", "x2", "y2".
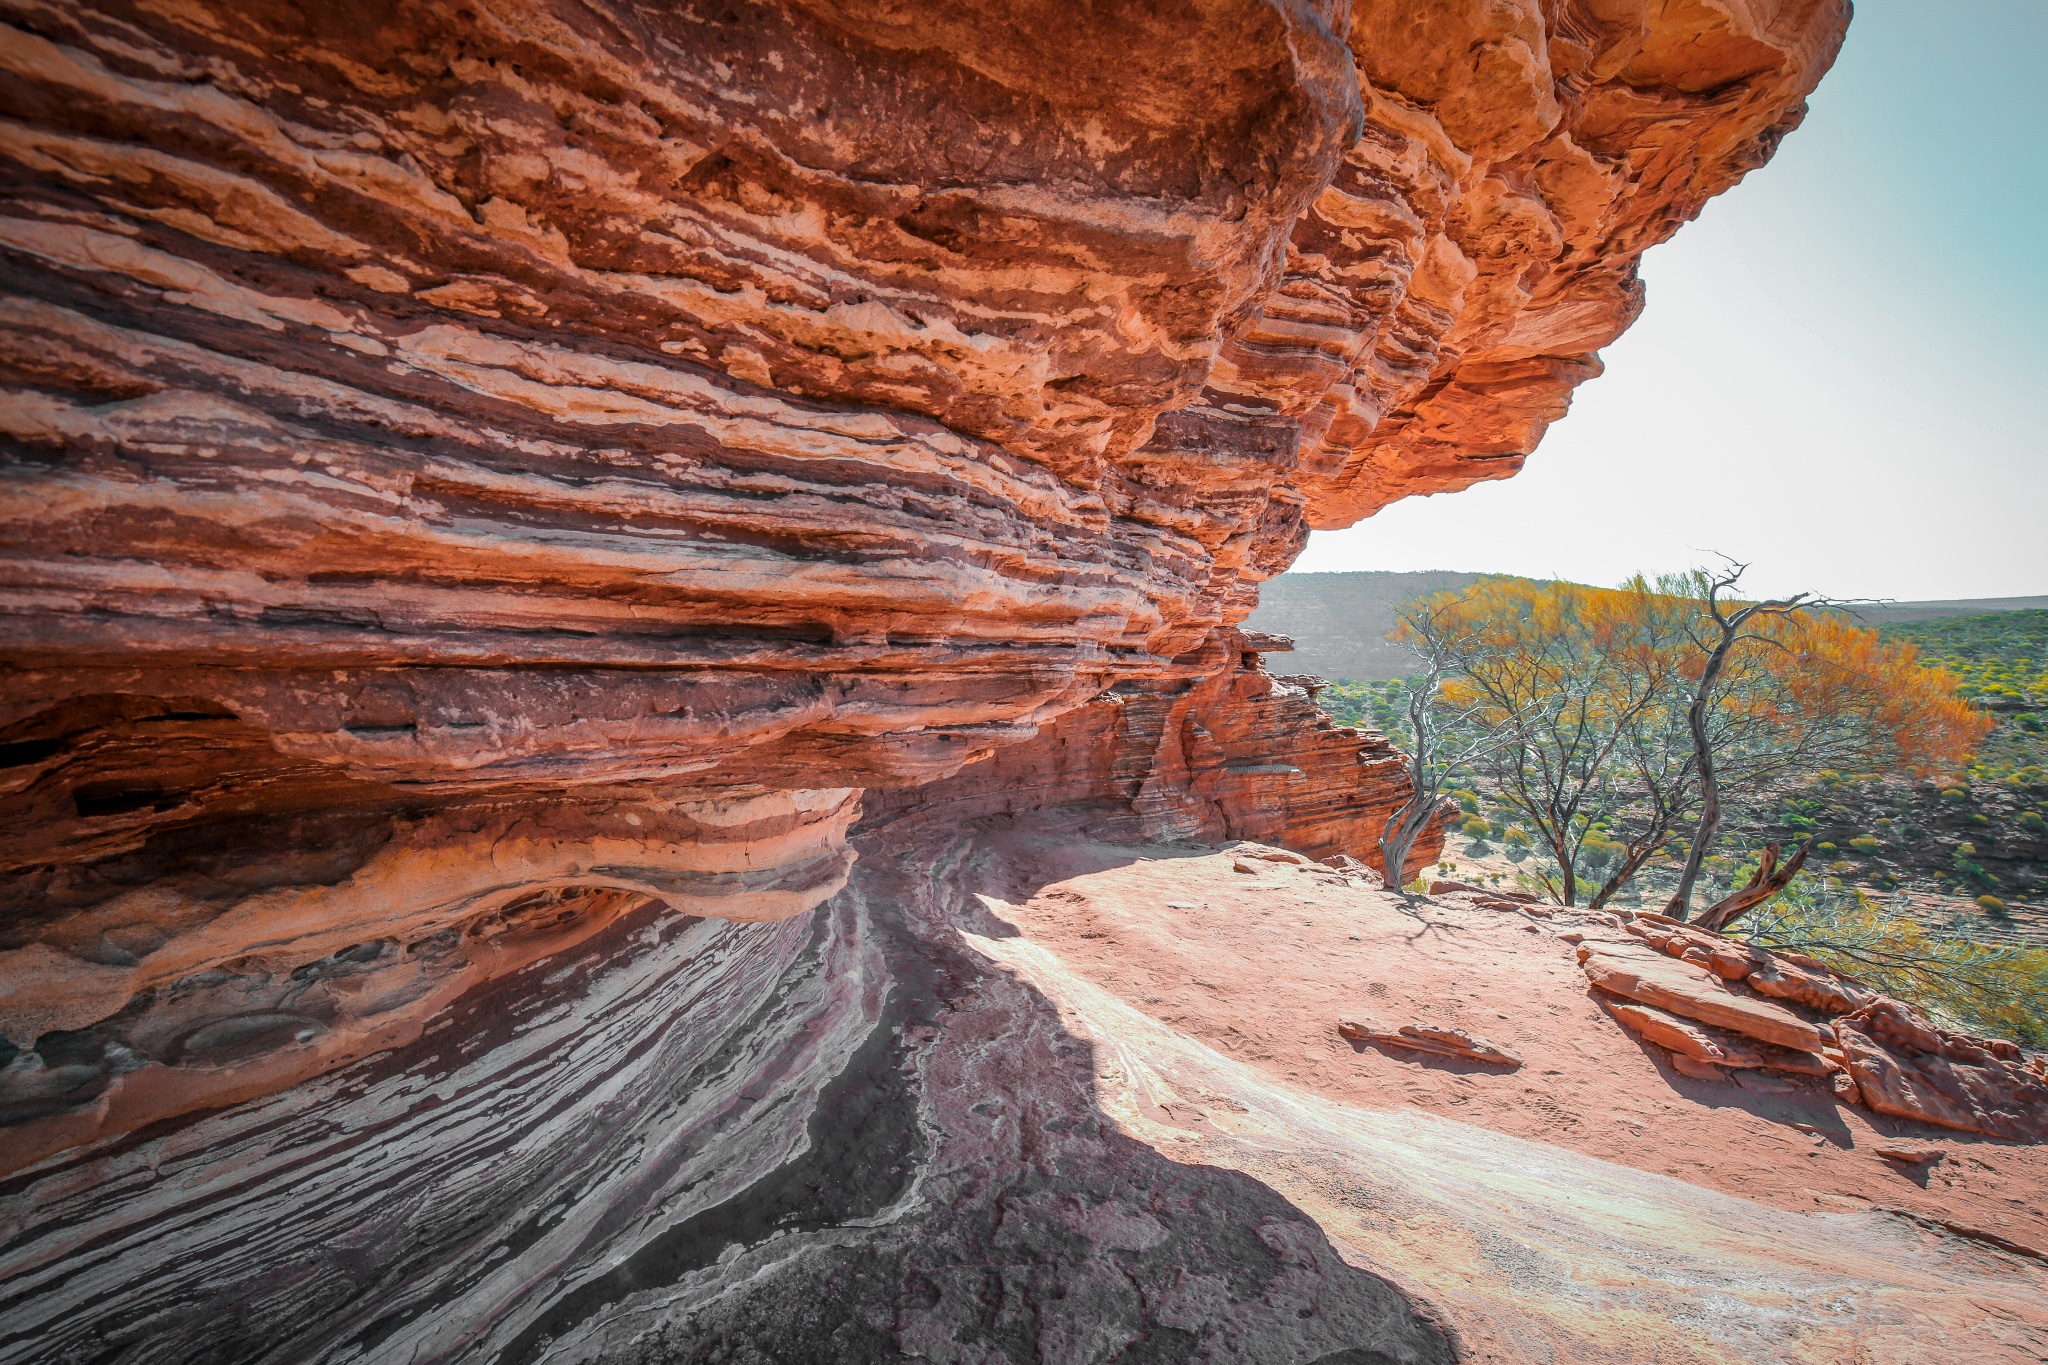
[{"x1": 1244, "y1": 571, "x2": 2048, "y2": 681}]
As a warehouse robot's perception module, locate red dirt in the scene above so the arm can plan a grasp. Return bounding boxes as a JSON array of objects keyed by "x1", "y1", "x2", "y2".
[{"x1": 982, "y1": 835, "x2": 2048, "y2": 1256}]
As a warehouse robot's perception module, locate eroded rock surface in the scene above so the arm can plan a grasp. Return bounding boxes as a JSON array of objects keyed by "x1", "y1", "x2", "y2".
[{"x1": 0, "y1": 0, "x2": 1867, "y2": 1358}]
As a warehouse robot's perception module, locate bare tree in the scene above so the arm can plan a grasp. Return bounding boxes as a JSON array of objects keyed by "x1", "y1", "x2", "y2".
[
  {"x1": 1663, "y1": 561, "x2": 1821, "y2": 919},
  {"x1": 1378, "y1": 598, "x2": 1538, "y2": 894},
  {"x1": 1584, "y1": 695, "x2": 1699, "y2": 908}
]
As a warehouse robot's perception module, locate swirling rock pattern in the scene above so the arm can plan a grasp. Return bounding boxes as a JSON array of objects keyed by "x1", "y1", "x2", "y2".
[
  {"x1": 0, "y1": 0, "x2": 1851, "y2": 1358},
  {"x1": 0, "y1": 824, "x2": 1462, "y2": 1365}
]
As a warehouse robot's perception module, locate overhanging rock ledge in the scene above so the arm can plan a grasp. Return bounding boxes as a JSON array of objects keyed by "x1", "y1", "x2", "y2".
[{"x1": 0, "y1": 3, "x2": 1854, "y2": 1360}]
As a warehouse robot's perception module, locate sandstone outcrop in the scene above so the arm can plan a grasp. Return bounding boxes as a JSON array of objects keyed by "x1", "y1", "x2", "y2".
[
  {"x1": 1582, "y1": 913, "x2": 2048, "y2": 1142},
  {"x1": 1578, "y1": 940, "x2": 1832, "y2": 1054},
  {"x1": 0, "y1": 0, "x2": 1862, "y2": 1358},
  {"x1": 867, "y1": 629, "x2": 1453, "y2": 877},
  {"x1": 1601, "y1": 997, "x2": 1832, "y2": 1075},
  {"x1": 1836, "y1": 998, "x2": 2048, "y2": 1142}
]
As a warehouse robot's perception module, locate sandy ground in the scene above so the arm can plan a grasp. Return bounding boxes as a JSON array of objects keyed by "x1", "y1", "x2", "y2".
[{"x1": 970, "y1": 836, "x2": 2048, "y2": 1256}]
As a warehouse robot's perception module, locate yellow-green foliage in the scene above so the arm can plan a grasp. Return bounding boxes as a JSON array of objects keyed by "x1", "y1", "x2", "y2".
[{"x1": 1741, "y1": 887, "x2": 2048, "y2": 1047}]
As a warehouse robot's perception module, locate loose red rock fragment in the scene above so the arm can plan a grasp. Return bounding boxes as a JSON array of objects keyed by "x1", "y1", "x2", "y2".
[
  {"x1": 1339, "y1": 1016, "x2": 1522, "y2": 1068},
  {"x1": 1874, "y1": 1145, "x2": 1947, "y2": 1165}
]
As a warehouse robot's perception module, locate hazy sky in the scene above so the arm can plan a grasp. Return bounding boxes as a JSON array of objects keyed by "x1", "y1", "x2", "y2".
[{"x1": 1293, "y1": 1, "x2": 2048, "y2": 602}]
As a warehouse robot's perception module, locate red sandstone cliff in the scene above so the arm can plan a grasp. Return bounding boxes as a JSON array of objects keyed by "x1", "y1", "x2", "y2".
[{"x1": 0, "y1": 3, "x2": 1930, "y2": 1362}]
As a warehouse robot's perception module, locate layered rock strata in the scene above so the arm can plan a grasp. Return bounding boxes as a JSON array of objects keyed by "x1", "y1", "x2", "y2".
[
  {"x1": 866, "y1": 630, "x2": 1453, "y2": 877},
  {"x1": 0, "y1": 814, "x2": 1463, "y2": 1365},
  {"x1": 0, "y1": 0, "x2": 1854, "y2": 1358}
]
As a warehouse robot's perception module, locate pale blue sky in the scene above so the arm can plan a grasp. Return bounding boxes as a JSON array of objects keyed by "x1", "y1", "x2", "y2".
[{"x1": 1295, "y1": 1, "x2": 2048, "y2": 601}]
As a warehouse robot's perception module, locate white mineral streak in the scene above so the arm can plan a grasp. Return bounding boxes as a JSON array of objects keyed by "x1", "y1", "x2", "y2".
[{"x1": 0, "y1": 900, "x2": 887, "y2": 1364}]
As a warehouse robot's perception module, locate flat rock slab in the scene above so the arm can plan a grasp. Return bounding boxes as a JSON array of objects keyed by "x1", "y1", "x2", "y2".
[
  {"x1": 1579, "y1": 945, "x2": 1830, "y2": 1054},
  {"x1": 1603, "y1": 998, "x2": 1831, "y2": 1075}
]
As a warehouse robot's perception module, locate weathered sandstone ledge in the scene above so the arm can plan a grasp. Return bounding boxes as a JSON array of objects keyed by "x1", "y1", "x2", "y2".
[{"x1": 0, "y1": 0, "x2": 1877, "y2": 1359}]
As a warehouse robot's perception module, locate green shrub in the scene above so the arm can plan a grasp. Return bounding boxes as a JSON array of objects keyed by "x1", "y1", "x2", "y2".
[
  {"x1": 1451, "y1": 789, "x2": 1480, "y2": 814},
  {"x1": 1580, "y1": 834, "x2": 1628, "y2": 872},
  {"x1": 1957, "y1": 842, "x2": 1977, "y2": 857},
  {"x1": 2020, "y1": 811, "x2": 2048, "y2": 833},
  {"x1": 1941, "y1": 787, "x2": 1970, "y2": 802},
  {"x1": 1848, "y1": 836, "x2": 1880, "y2": 854},
  {"x1": 1978, "y1": 894, "x2": 2009, "y2": 917},
  {"x1": 1816, "y1": 842, "x2": 1837, "y2": 853}
]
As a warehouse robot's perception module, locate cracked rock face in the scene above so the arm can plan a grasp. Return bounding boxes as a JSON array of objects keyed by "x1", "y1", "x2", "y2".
[{"x1": 0, "y1": 0, "x2": 1848, "y2": 1358}]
